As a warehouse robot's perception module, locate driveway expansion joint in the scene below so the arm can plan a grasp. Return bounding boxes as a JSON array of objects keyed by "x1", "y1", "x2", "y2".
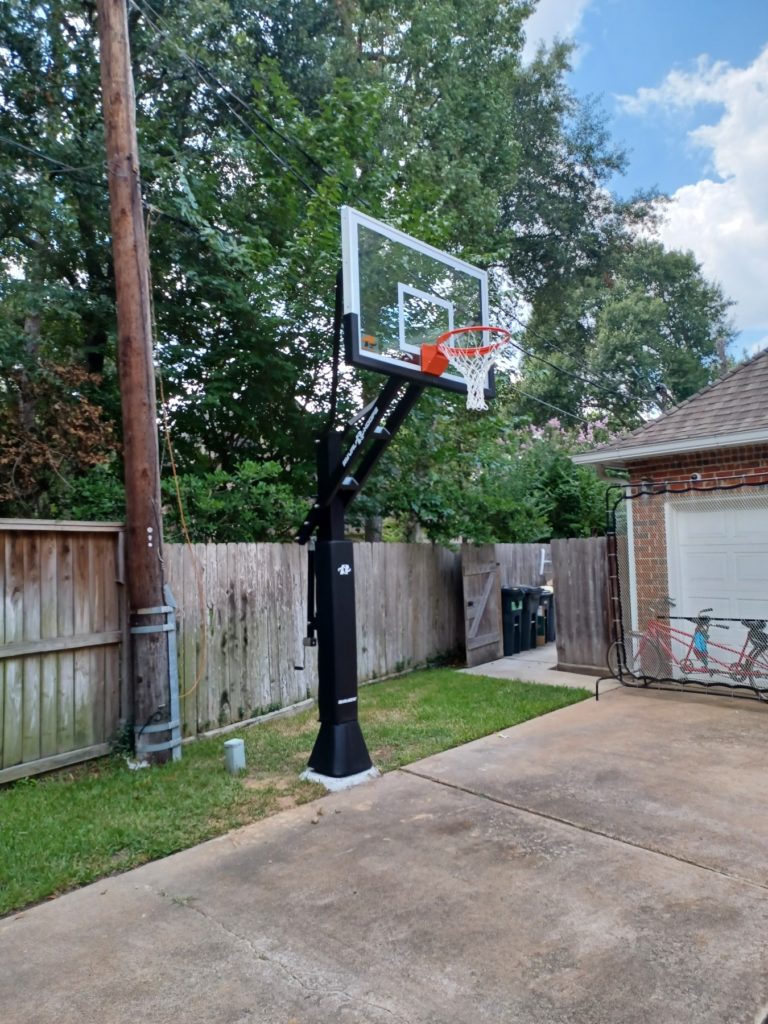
[
  {"x1": 150, "y1": 886, "x2": 413, "y2": 1023},
  {"x1": 400, "y1": 767, "x2": 768, "y2": 894}
]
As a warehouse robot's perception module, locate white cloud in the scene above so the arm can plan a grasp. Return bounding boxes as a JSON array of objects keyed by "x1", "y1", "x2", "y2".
[
  {"x1": 619, "y1": 46, "x2": 768, "y2": 332},
  {"x1": 522, "y1": 0, "x2": 594, "y2": 64}
]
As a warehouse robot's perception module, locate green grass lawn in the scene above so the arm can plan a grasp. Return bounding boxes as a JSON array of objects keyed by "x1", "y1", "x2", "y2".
[{"x1": 0, "y1": 669, "x2": 589, "y2": 917}]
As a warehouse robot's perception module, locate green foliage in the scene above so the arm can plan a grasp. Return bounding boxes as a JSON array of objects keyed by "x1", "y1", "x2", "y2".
[
  {"x1": 0, "y1": 1, "x2": 735, "y2": 536},
  {"x1": 48, "y1": 459, "x2": 306, "y2": 542},
  {"x1": 516, "y1": 420, "x2": 612, "y2": 538},
  {"x1": 161, "y1": 461, "x2": 306, "y2": 542},
  {"x1": 352, "y1": 388, "x2": 612, "y2": 543},
  {"x1": 518, "y1": 241, "x2": 735, "y2": 428}
]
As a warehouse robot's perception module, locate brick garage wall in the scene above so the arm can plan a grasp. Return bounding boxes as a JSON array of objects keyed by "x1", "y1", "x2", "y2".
[
  {"x1": 628, "y1": 444, "x2": 768, "y2": 485},
  {"x1": 623, "y1": 445, "x2": 768, "y2": 635}
]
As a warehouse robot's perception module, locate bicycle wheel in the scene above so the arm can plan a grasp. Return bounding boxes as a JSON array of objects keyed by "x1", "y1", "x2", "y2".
[
  {"x1": 607, "y1": 641, "x2": 624, "y2": 678},
  {"x1": 638, "y1": 637, "x2": 665, "y2": 681},
  {"x1": 608, "y1": 633, "x2": 644, "y2": 680}
]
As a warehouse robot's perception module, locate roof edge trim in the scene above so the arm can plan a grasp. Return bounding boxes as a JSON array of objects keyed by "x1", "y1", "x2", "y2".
[{"x1": 572, "y1": 427, "x2": 768, "y2": 466}]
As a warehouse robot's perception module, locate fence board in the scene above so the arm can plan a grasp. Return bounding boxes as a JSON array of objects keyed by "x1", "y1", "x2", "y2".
[
  {"x1": 4, "y1": 532, "x2": 24, "y2": 768},
  {"x1": 551, "y1": 537, "x2": 610, "y2": 673},
  {"x1": 39, "y1": 532, "x2": 58, "y2": 758},
  {"x1": 0, "y1": 532, "x2": 4, "y2": 766},
  {"x1": 102, "y1": 535, "x2": 120, "y2": 744},
  {"x1": 21, "y1": 532, "x2": 41, "y2": 763},
  {"x1": 494, "y1": 543, "x2": 551, "y2": 587},
  {"x1": 56, "y1": 534, "x2": 75, "y2": 753},
  {"x1": 72, "y1": 534, "x2": 91, "y2": 749}
]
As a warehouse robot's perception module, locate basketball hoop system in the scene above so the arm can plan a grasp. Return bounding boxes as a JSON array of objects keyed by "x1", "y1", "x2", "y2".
[{"x1": 421, "y1": 326, "x2": 511, "y2": 410}]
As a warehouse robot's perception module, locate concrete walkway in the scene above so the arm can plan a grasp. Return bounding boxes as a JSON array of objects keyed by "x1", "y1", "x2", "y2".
[
  {"x1": 461, "y1": 640, "x2": 620, "y2": 692},
  {"x1": 2, "y1": 685, "x2": 767, "y2": 1023}
]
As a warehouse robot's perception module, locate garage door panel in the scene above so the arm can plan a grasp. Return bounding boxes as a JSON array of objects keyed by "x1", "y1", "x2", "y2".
[
  {"x1": 731, "y1": 551, "x2": 768, "y2": 582},
  {"x1": 677, "y1": 550, "x2": 729, "y2": 592},
  {"x1": 729, "y1": 507, "x2": 768, "y2": 541},
  {"x1": 679, "y1": 509, "x2": 730, "y2": 541}
]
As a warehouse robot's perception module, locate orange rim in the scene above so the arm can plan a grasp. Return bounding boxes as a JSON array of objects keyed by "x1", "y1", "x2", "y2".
[{"x1": 435, "y1": 325, "x2": 510, "y2": 357}]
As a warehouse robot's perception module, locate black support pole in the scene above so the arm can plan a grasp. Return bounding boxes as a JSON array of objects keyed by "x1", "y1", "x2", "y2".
[
  {"x1": 307, "y1": 434, "x2": 373, "y2": 777},
  {"x1": 299, "y1": 375, "x2": 426, "y2": 778}
]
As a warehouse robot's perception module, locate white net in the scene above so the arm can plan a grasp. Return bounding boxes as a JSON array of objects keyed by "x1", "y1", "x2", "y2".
[{"x1": 437, "y1": 330, "x2": 509, "y2": 410}]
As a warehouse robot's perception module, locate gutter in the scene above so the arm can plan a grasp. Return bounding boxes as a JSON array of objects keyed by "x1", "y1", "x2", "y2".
[{"x1": 572, "y1": 426, "x2": 768, "y2": 467}]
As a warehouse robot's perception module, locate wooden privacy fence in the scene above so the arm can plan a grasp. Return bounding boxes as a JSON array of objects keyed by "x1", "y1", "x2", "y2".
[
  {"x1": 550, "y1": 536, "x2": 610, "y2": 674},
  {"x1": 0, "y1": 520, "x2": 126, "y2": 784},
  {"x1": 164, "y1": 541, "x2": 464, "y2": 736},
  {"x1": 1, "y1": 521, "x2": 600, "y2": 783}
]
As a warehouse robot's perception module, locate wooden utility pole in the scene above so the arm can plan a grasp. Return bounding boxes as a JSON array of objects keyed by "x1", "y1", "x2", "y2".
[{"x1": 97, "y1": 0, "x2": 172, "y2": 763}]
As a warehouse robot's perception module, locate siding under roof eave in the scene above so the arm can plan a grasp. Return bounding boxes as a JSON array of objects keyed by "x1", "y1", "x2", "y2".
[{"x1": 571, "y1": 427, "x2": 768, "y2": 467}]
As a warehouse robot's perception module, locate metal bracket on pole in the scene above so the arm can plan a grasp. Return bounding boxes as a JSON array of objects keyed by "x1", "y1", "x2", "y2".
[{"x1": 132, "y1": 584, "x2": 182, "y2": 762}]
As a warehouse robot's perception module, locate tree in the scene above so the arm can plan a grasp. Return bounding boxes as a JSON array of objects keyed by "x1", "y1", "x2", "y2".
[
  {"x1": 516, "y1": 241, "x2": 735, "y2": 428},
  {"x1": 1, "y1": 1, "x2": 733, "y2": 534},
  {"x1": 350, "y1": 384, "x2": 611, "y2": 544}
]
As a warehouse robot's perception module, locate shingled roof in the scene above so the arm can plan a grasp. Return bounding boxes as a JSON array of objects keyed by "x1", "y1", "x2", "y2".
[{"x1": 573, "y1": 348, "x2": 768, "y2": 467}]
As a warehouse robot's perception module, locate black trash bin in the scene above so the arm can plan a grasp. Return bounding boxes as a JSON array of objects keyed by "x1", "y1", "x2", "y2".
[
  {"x1": 519, "y1": 585, "x2": 543, "y2": 650},
  {"x1": 539, "y1": 589, "x2": 556, "y2": 643},
  {"x1": 501, "y1": 587, "x2": 525, "y2": 655}
]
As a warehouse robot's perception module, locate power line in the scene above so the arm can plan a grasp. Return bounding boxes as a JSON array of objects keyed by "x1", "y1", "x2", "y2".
[
  {"x1": 505, "y1": 314, "x2": 617, "y2": 399},
  {"x1": 506, "y1": 381, "x2": 584, "y2": 423},
  {"x1": 506, "y1": 309, "x2": 660, "y2": 409},
  {"x1": 138, "y1": 0, "x2": 334, "y2": 182},
  {"x1": 132, "y1": 0, "x2": 321, "y2": 198},
  {"x1": 0, "y1": 134, "x2": 105, "y2": 177}
]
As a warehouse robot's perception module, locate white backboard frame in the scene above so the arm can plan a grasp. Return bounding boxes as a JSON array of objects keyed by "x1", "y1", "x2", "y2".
[{"x1": 340, "y1": 206, "x2": 492, "y2": 396}]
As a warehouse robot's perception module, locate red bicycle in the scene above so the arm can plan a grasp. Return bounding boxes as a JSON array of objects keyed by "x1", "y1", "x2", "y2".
[{"x1": 607, "y1": 604, "x2": 722, "y2": 682}]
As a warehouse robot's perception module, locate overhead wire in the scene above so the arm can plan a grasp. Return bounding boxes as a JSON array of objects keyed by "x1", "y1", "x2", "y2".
[
  {"x1": 132, "y1": 0, "x2": 321, "y2": 198},
  {"x1": 0, "y1": 134, "x2": 105, "y2": 177},
  {"x1": 506, "y1": 308, "x2": 660, "y2": 409},
  {"x1": 137, "y1": 0, "x2": 334, "y2": 182},
  {"x1": 505, "y1": 382, "x2": 584, "y2": 423}
]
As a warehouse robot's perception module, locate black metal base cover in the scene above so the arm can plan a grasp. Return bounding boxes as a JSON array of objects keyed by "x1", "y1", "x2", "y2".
[{"x1": 308, "y1": 720, "x2": 373, "y2": 777}]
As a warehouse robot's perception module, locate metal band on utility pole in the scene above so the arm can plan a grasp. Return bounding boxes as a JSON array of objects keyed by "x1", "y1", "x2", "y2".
[{"x1": 96, "y1": 0, "x2": 173, "y2": 763}]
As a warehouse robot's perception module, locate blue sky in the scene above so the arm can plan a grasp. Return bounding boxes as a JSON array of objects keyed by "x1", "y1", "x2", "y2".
[{"x1": 523, "y1": 0, "x2": 768, "y2": 356}]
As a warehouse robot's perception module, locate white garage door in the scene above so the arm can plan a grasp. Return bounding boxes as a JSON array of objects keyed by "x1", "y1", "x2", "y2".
[{"x1": 666, "y1": 496, "x2": 768, "y2": 657}]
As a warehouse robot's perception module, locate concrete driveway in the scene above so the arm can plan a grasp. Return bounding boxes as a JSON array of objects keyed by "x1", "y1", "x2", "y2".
[{"x1": 2, "y1": 687, "x2": 767, "y2": 1024}]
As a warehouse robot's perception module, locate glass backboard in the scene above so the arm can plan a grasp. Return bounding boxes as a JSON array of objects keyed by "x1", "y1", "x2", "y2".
[{"x1": 341, "y1": 206, "x2": 492, "y2": 397}]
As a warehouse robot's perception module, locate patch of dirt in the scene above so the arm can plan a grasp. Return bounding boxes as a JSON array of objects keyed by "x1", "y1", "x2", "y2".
[
  {"x1": 242, "y1": 774, "x2": 293, "y2": 791},
  {"x1": 275, "y1": 794, "x2": 299, "y2": 811}
]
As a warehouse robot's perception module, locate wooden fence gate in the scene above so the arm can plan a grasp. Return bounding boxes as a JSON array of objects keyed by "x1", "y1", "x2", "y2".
[
  {"x1": 461, "y1": 546, "x2": 503, "y2": 667},
  {"x1": 0, "y1": 520, "x2": 126, "y2": 784},
  {"x1": 551, "y1": 536, "x2": 610, "y2": 674}
]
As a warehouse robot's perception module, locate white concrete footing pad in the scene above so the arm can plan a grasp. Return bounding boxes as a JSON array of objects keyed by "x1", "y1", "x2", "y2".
[{"x1": 300, "y1": 765, "x2": 380, "y2": 791}]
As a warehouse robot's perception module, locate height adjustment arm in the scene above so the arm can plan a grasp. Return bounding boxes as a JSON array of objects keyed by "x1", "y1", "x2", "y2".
[{"x1": 296, "y1": 378, "x2": 425, "y2": 545}]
